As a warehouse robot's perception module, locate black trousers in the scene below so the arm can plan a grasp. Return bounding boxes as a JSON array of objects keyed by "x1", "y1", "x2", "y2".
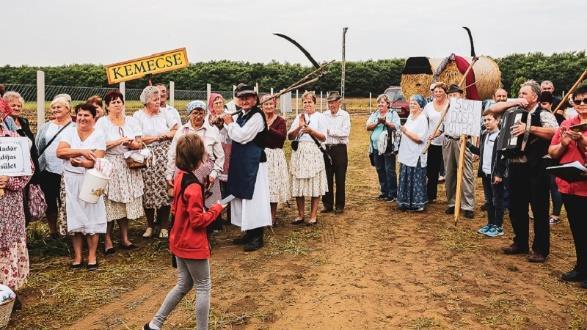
[
  {"x1": 322, "y1": 144, "x2": 348, "y2": 210},
  {"x1": 508, "y1": 162, "x2": 550, "y2": 256},
  {"x1": 562, "y1": 194, "x2": 587, "y2": 274},
  {"x1": 426, "y1": 145, "x2": 443, "y2": 201}
]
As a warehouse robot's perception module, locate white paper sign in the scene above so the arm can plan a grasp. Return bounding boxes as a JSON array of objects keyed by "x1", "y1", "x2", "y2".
[
  {"x1": 444, "y1": 98, "x2": 482, "y2": 137},
  {"x1": 0, "y1": 137, "x2": 32, "y2": 176}
]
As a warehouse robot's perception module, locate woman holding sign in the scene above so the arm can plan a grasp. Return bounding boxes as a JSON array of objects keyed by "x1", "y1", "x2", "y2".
[
  {"x1": 57, "y1": 103, "x2": 107, "y2": 270},
  {"x1": 0, "y1": 99, "x2": 33, "y2": 310}
]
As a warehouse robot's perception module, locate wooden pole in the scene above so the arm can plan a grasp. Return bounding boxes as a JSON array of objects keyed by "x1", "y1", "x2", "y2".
[
  {"x1": 553, "y1": 69, "x2": 587, "y2": 113},
  {"x1": 341, "y1": 27, "x2": 348, "y2": 101},
  {"x1": 454, "y1": 135, "x2": 467, "y2": 224}
]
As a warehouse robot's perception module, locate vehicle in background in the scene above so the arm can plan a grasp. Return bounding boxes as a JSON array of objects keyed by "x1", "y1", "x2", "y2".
[{"x1": 384, "y1": 86, "x2": 409, "y2": 123}]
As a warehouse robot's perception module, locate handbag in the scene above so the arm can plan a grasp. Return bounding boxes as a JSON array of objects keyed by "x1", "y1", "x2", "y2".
[
  {"x1": 125, "y1": 143, "x2": 153, "y2": 169},
  {"x1": 291, "y1": 139, "x2": 299, "y2": 151},
  {"x1": 25, "y1": 184, "x2": 47, "y2": 222}
]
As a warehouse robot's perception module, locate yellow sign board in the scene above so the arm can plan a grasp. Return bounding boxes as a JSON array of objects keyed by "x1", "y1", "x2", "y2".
[{"x1": 105, "y1": 48, "x2": 189, "y2": 84}]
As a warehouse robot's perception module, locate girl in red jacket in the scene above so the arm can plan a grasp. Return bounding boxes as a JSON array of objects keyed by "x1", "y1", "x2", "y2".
[{"x1": 145, "y1": 133, "x2": 226, "y2": 330}]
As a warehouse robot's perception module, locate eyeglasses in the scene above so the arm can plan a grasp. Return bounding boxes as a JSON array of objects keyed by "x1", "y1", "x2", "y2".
[{"x1": 573, "y1": 98, "x2": 586, "y2": 105}]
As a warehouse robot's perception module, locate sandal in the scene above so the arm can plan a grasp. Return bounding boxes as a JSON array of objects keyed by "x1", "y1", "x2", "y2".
[
  {"x1": 104, "y1": 247, "x2": 116, "y2": 255},
  {"x1": 87, "y1": 262, "x2": 99, "y2": 271},
  {"x1": 291, "y1": 217, "x2": 305, "y2": 225},
  {"x1": 70, "y1": 263, "x2": 83, "y2": 269},
  {"x1": 306, "y1": 218, "x2": 317, "y2": 226},
  {"x1": 120, "y1": 243, "x2": 137, "y2": 250}
]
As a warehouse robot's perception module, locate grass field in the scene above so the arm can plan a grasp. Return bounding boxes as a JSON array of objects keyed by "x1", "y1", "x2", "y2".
[{"x1": 7, "y1": 108, "x2": 587, "y2": 329}]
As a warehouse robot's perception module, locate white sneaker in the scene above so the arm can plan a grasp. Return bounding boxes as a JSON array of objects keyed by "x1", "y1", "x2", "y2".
[
  {"x1": 159, "y1": 229, "x2": 169, "y2": 239},
  {"x1": 142, "y1": 227, "x2": 153, "y2": 238}
]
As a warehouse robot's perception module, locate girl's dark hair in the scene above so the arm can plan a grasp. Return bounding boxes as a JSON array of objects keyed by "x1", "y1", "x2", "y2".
[
  {"x1": 175, "y1": 133, "x2": 205, "y2": 172},
  {"x1": 75, "y1": 103, "x2": 97, "y2": 117},
  {"x1": 105, "y1": 91, "x2": 125, "y2": 105}
]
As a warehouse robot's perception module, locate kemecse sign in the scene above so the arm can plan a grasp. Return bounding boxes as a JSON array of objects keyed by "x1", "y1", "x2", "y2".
[{"x1": 105, "y1": 48, "x2": 189, "y2": 84}]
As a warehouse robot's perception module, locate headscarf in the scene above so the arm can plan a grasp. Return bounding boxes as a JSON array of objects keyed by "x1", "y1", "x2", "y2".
[
  {"x1": 0, "y1": 99, "x2": 17, "y2": 132},
  {"x1": 208, "y1": 93, "x2": 224, "y2": 114},
  {"x1": 410, "y1": 94, "x2": 427, "y2": 109},
  {"x1": 186, "y1": 100, "x2": 207, "y2": 115},
  {"x1": 260, "y1": 94, "x2": 276, "y2": 105}
]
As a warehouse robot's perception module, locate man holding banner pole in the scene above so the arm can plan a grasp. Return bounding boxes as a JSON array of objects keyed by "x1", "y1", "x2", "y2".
[{"x1": 442, "y1": 84, "x2": 477, "y2": 220}]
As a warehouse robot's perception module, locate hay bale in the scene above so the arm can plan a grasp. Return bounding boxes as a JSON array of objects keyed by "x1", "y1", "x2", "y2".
[
  {"x1": 430, "y1": 56, "x2": 501, "y2": 100},
  {"x1": 400, "y1": 57, "x2": 434, "y2": 100},
  {"x1": 401, "y1": 74, "x2": 433, "y2": 100}
]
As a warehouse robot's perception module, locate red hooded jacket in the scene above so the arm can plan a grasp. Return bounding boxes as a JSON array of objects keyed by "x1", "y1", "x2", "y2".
[{"x1": 170, "y1": 170, "x2": 223, "y2": 260}]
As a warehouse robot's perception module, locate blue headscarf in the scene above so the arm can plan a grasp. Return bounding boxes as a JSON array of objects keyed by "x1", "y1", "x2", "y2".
[
  {"x1": 186, "y1": 100, "x2": 207, "y2": 115},
  {"x1": 410, "y1": 94, "x2": 427, "y2": 109}
]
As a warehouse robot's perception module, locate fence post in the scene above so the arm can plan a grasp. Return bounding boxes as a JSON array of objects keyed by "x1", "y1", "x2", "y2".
[
  {"x1": 295, "y1": 89, "x2": 299, "y2": 116},
  {"x1": 320, "y1": 91, "x2": 323, "y2": 113},
  {"x1": 369, "y1": 92, "x2": 372, "y2": 114},
  {"x1": 255, "y1": 82, "x2": 259, "y2": 93},
  {"x1": 119, "y1": 82, "x2": 126, "y2": 101},
  {"x1": 270, "y1": 87, "x2": 274, "y2": 95},
  {"x1": 206, "y1": 84, "x2": 212, "y2": 104},
  {"x1": 36, "y1": 71, "x2": 45, "y2": 127},
  {"x1": 169, "y1": 81, "x2": 175, "y2": 107}
]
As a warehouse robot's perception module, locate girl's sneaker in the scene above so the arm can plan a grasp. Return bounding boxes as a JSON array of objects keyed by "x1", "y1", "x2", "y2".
[
  {"x1": 485, "y1": 225, "x2": 504, "y2": 237},
  {"x1": 477, "y1": 224, "x2": 491, "y2": 234}
]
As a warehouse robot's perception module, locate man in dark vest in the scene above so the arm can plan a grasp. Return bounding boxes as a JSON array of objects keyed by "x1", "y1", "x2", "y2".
[
  {"x1": 490, "y1": 80, "x2": 558, "y2": 263},
  {"x1": 222, "y1": 84, "x2": 271, "y2": 252}
]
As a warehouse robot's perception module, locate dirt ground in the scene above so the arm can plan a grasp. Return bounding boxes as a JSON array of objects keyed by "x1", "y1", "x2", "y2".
[{"x1": 10, "y1": 114, "x2": 587, "y2": 329}]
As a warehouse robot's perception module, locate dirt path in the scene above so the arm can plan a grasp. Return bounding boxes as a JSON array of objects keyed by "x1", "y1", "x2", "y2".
[{"x1": 28, "y1": 115, "x2": 587, "y2": 329}]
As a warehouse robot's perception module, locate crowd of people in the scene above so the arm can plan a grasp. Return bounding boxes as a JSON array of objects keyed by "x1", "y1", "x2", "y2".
[{"x1": 0, "y1": 77, "x2": 586, "y2": 329}]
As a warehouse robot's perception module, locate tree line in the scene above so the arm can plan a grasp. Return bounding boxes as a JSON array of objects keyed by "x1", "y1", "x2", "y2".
[{"x1": 0, "y1": 52, "x2": 585, "y2": 97}]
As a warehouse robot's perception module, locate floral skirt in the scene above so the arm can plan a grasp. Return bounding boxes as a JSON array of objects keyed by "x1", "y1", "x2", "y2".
[
  {"x1": 397, "y1": 162, "x2": 428, "y2": 209},
  {"x1": 105, "y1": 154, "x2": 145, "y2": 221},
  {"x1": 265, "y1": 148, "x2": 290, "y2": 203},
  {"x1": 0, "y1": 241, "x2": 29, "y2": 290},
  {"x1": 290, "y1": 141, "x2": 328, "y2": 198},
  {"x1": 141, "y1": 141, "x2": 171, "y2": 210}
]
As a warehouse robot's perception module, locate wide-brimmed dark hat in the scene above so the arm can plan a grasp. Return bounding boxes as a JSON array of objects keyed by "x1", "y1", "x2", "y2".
[
  {"x1": 234, "y1": 83, "x2": 257, "y2": 97},
  {"x1": 447, "y1": 84, "x2": 464, "y2": 94},
  {"x1": 326, "y1": 91, "x2": 341, "y2": 101}
]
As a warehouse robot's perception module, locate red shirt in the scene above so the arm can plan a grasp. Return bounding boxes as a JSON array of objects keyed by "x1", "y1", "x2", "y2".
[
  {"x1": 169, "y1": 171, "x2": 223, "y2": 260},
  {"x1": 550, "y1": 116, "x2": 587, "y2": 197}
]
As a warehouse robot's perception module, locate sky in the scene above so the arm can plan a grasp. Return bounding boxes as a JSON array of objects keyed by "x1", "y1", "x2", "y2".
[{"x1": 2, "y1": 0, "x2": 584, "y2": 67}]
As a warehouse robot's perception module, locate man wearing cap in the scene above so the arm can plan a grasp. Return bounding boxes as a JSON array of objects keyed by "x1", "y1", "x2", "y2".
[
  {"x1": 442, "y1": 84, "x2": 476, "y2": 219},
  {"x1": 321, "y1": 91, "x2": 351, "y2": 214},
  {"x1": 222, "y1": 84, "x2": 271, "y2": 252}
]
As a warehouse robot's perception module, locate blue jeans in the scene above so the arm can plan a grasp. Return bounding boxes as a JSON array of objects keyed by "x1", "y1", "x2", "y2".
[
  {"x1": 481, "y1": 174, "x2": 504, "y2": 227},
  {"x1": 374, "y1": 151, "x2": 397, "y2": 199}
]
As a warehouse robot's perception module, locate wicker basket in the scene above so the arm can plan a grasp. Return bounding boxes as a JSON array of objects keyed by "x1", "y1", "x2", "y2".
[{"x1": 0, "y1": 299, "x2": 15, "y2": 329}]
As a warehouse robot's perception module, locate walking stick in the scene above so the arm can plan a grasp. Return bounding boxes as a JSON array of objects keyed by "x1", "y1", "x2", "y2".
[{"x1": 454, "y1": 135, "x2": 468, "y2": 224}]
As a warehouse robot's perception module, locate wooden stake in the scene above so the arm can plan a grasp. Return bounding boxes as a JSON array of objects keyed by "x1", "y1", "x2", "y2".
[
  {"x1": 553, "y1": 69, "x2": 587, "y2": 113},
  {"x1": 454, "y1": 135, "x2": 467, "y2": 224}
]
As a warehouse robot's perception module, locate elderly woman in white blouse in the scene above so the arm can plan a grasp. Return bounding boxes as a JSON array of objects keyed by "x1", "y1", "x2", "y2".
[
  {"x1": 133, "y1": 86, "x2": 178, "y2": 239},
  {"x1": 166, "y1": 100, "x2": 224, "y2": 208},
  {"x1": 96, "y1": 91, "x2": 144, "y2": 253},
  {"x1": 397, "y1": 95, "x2": 429, "y2": 212},
  {"x1": 35, "y1": 96, "x2": 73, "y2": 239},
  {"x1": 287, "y1": 91, "x2": 328, "y2": 225}
]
